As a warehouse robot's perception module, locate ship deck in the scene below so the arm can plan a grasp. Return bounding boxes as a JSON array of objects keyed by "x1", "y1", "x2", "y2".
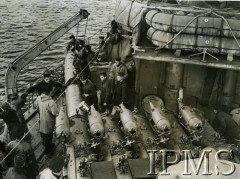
[
  {"x1": 24, "y1": 62, "x2": 240, "y2": 178},
  {"x1": 24, "y1": 64, "x2": 112, "y2": 170}
]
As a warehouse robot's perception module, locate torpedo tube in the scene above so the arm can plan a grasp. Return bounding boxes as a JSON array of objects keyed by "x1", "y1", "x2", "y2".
[
  {"x1": 64, "y1": 51, "x2": 90, "y2": 149},
  {"x1": 56, "y1": 106, "x2": 71, "y2": 141}
]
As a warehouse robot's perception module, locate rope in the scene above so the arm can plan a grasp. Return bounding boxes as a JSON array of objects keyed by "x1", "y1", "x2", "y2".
[
  {"x1": 212, "y1": 11, "x2": 240, "y2": 49},
  {"x1": 127, "y1": 0, "x2": 135, "y2": 27},
  {"x1": 84, "y1": 17, "x2": 89, "y2": 42},
  {"x1": 0, "y1": 119, "x2": 40, "y2": 164},
  {"x1": 87, "y1": 21, "x2": 111, "y2": 41},
  {"x1": 155, "y1": 9, "x2": 213, "y2": 50},
  {"x1": 75, "y1": 21, "x2": 80, "y2": 50}
]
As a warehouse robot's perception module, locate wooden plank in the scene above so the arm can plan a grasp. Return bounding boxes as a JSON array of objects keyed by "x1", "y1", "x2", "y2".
[{"x1": 90, "y1": 161, "x2": 117, "y2": 179}]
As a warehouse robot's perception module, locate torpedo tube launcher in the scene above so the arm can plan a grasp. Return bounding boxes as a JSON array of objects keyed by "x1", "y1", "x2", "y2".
[{"x1": 119, "y1": 104, "x2": 138, "y2": 138}]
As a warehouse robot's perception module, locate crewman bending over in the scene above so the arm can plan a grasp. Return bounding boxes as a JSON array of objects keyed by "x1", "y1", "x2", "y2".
[
  {"x1": 79, "y1": 75, "x2": 98, "y2": 111},
  {"x1": 26, "y1": 71, "x2": 63, "y2": 95}
]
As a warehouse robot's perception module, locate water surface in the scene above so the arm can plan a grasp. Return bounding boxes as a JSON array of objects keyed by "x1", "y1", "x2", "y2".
[{"x1": 0, "y1": 0, "x2": 115, "y2": 94}]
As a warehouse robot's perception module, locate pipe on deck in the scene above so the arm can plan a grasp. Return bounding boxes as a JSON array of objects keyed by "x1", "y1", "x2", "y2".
[
  {"x1": 221, "y1": 70, "x2": 238, "y2": 108},
  {"x1": 164, "y1": 63, "x2": 184, "y2": 113}
]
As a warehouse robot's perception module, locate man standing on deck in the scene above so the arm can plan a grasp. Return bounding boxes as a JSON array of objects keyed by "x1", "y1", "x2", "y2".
[
  {"x1": 26, "y1": 71, "x2": 63, "y2": 96},
  {"x1": 66, "y1": 34, "x2": 80, "y2": 52},
  {"x1": 79, "y1": 75, "x2": 98, "y2": 110},
  {"x1": 109, "y1": 57, "x2": 128, "y2": 94},
  {"x1": 99, "y1": 72, "x2": 111, "y2": 113},
  {"x1": 112, "y1": 72, "x2": 127, "y2": 107},
  {"x1": 36, "y1": 86, "x2": 59, "y2": 155},
  {"x1": 7, "y1": 93, "x2": 31, "y2": 143},
  {"x1": 0, "y1": 102, "x2": 26, "y2": 141}
]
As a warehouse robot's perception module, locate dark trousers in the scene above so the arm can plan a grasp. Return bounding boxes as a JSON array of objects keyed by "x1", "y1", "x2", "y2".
[
  {"x1": 85, "y1": 96, "x2": 98, "y2": 111},
  {"x1": 40, "y1": 132, "x2": 53, "y2": 153}
]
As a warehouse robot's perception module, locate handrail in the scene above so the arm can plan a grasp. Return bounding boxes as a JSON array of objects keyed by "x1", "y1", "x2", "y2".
[
  {"x1": 86, "y1": 22, "x2": 111, "y2": 41},
  {"x1": 5, "y1": 9, "x2": 89, "y2": 96}
]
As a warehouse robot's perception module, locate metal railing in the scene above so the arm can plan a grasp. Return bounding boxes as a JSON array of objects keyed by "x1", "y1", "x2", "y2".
[{"x1": 22, "y1": 63, "x2": 65, "y2": 114}]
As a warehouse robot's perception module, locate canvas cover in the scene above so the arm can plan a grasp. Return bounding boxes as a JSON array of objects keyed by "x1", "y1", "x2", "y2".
[
  {"x1": 147, "y1": 27, "x2": 240, "y2": 56},
  {"x1": 146, "y1": 10, "x2": 240, "y2": 37},
  {"x1": 114, "y1": 0, "x2": 146, "y2": 29}
]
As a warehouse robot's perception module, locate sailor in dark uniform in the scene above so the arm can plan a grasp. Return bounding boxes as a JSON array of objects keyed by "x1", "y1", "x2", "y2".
[
  {"x1": 80, "y1": 75, "x2": 98, "y2": 110},
  {"x1": 26, "y1": 71, "x2": 63, "y2": 96},
  {"x1": 7, "y1": 93, "x2": 31, "y2": 143},
  {"x1": 99, "y1": 36, "x2": 105, "y2": 49},
  {"x1": 66, "y1": 34, "x2": 80, "y2": 52},
  {"x1": 99, "y1": 72, "x2": 111, "y2": 112},
  {"x1": 109, "y1": 57, "x2": 128, "y2": 94},
  {"x1": 112, "y1": 72, "x2": 127, "y2": 107}
]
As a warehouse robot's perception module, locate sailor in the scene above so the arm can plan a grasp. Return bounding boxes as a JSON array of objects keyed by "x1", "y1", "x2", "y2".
[
  {"x1": 39, "y1": 156, "x2": 64, "y2": 179},
  {"x1": 79, "y1": 75, "x2": 98, "y2": 110},
  {"x1": 66, "y1": 34, "x2": 80, "y2": 52},
  {"x1": 110, "y1": 20, "x2": 119, "y2": 34},
  {"x1": 5, "y1": 154, "x2": 28, "y2": 179},
  {"x1": 0, "y1": 102, "x2": 25, "y2": 141},
  {"x1": 99, "y1": 36, "x2": 105, "y2": 48},
  {"x1": 124, "y1": 56, "x2": 136, "y2": 110},
  {"x1": 26, "y1": 71, "x2": 63, "y2": 95},
  {"x1": 74, "y1": 40, "x2": 91, "y2": 77},
  {"x1": 108, "y1": 20, "x2": 124, "y2": 44},
  {"x1": 81, "y1": 44, "x2": 91, "y2": 78},
  {"x1": 112, "y1": 72, "x2": 127, "y2": 107},
  {"x1": 99, "y1": 72, "x2": 111, "y2": 113},
  {"x1": 0, "y1": 134, "x2": 7, "y2": 179},
  {"x1": 7, "y1": 93, "x2": 31, "y2": 142},
  {"x1": 36, "y1": 86, "x2": 59, "y2": 154},
  {"x1": 7, "y1": 139, "x2": 39, "y2": 179},
  {"x1": 109, "y1": 57, "x2": 128, "y2": 93}
]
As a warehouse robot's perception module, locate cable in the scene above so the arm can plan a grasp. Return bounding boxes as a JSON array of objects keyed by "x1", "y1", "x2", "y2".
[
  {"x1": 84, "y1": 16, "x2": 89, "y2": 42},
  {"x1": 0, "y1": 119, "x2": 39, "y2": 164},
  {"x1": 86, "y1": 21, "x2": 111, "y2": 41},
  {"x1": 212, "y1": 11, "x2": 240, "y2": 49},
  {"x1": 55, "y1": 48, "x2": 104, "y2": 102},
  {"x1": 155, "y1": 9, "x2": 213, "y2": 50}
]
